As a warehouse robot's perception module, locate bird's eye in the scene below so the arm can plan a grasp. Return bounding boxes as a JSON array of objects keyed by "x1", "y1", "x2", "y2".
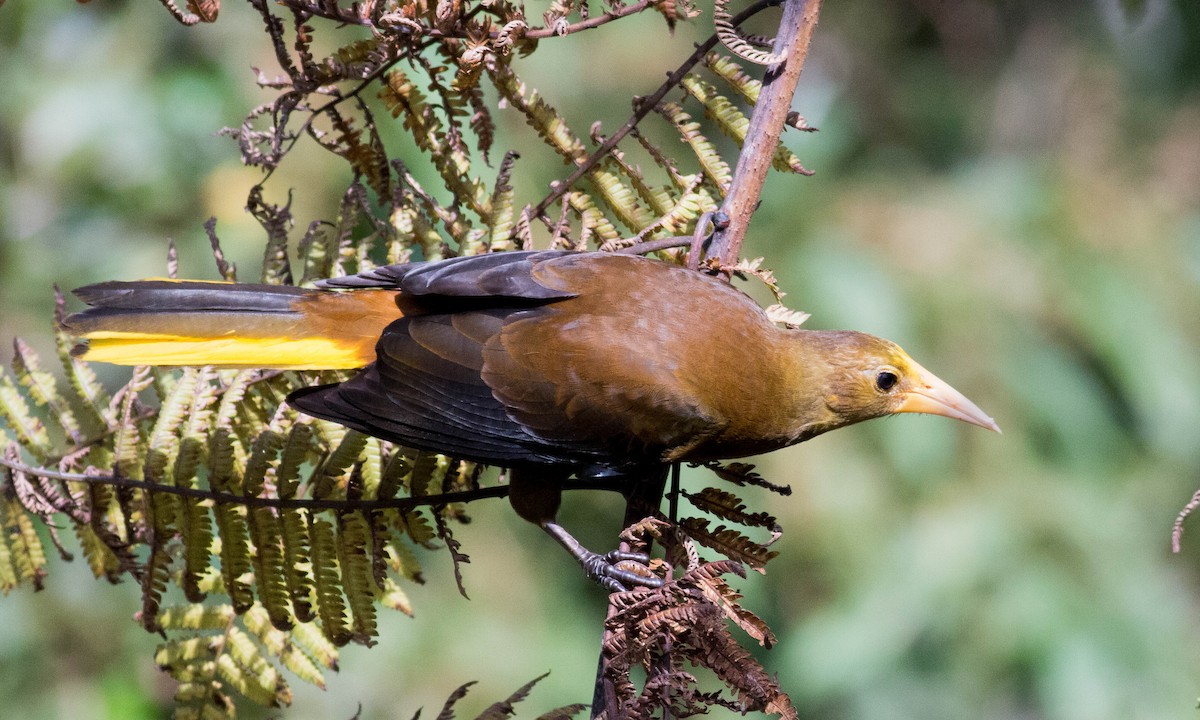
[{"x1": 875, "y1": 370, "x2": 899, "y2": 392}]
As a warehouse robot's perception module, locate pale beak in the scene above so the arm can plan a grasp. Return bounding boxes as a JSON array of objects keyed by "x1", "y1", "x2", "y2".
[{"x1": 896, "y1": 359, "x2": 1001, "y2": 433}]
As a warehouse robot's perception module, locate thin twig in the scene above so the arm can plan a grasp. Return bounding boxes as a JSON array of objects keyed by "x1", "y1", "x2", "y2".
[
  {"x1": 0, "y1": 454, "x2": 508, "y2": 511},
  {"x1": 274, "y1": 0, "x2": 651, "y2": 40},
  {"x1": 613, "y1": 236, "x2": 694, "y2": 255},
  {"x1": 530, "y1": 0, "x2": 785, "y2": 224},
  {"x1": 0, "y1": 454, "x2": 634, "y2": 514}
]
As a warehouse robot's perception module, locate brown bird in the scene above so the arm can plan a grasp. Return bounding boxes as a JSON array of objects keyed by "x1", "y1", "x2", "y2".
[{"x1": 64, "y1": 250, "x2": 998, "y2": 589}]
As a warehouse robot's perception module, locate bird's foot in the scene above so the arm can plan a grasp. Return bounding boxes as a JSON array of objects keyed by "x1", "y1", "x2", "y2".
[
  {"x1": 540, "y1": 519, "x2": 665, "y2": 592},
  {"x1": 578, "y1": 549, "x2": 664, "y2": 593}
]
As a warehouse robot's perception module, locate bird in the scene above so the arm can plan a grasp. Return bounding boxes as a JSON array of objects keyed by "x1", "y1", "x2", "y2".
[{"x1": 63, "y1": 250, "x2": 999, "y2": 590}]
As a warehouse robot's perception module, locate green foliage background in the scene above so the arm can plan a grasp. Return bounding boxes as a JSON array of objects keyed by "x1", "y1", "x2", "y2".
[{"x1": 2, "y1": 0, "x2": 1200, "y2": 718}]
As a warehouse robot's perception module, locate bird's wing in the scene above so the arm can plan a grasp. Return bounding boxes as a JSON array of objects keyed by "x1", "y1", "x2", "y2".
[
  {"x1": 291, "y1": 252, "x2": 612, "y2": 467},
  {"x1": 290, "y1": 307, "x2": 617, "y2": 467},
  {"x1": 294, "y1": 251, "x2": 762, "y2": 467}
]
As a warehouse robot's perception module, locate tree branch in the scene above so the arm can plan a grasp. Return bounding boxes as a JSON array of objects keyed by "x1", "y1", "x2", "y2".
[{"x1": 709, "y1": 0, "x2": 822, "y2": 266}]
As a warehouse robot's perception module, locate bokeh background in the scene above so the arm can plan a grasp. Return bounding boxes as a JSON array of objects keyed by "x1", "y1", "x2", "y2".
[{"x1": 3, "y1": 0, "x2": 1200, "y2": 718}]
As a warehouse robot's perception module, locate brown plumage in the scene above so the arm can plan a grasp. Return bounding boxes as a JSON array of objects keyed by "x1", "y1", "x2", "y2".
[{"x1": 65, "y1": 250, "x2": 998, "y2": 590}]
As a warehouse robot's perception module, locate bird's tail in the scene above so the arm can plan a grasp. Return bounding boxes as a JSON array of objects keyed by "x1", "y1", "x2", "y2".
[{"x1": 62, "y1": 279, "x2": 401, "y2": 370}]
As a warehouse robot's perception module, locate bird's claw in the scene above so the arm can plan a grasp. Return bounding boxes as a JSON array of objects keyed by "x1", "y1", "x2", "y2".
[{"x1": 580, "y1": 549, "x2": 663, "y2": 592}]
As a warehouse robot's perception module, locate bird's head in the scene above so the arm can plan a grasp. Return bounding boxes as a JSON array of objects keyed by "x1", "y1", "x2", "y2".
[{"x1": 815, "y1": 331, "x2": 1000, "y2": 433}]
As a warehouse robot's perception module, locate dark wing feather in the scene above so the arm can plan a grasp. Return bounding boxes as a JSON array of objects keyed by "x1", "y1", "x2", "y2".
[
  {"x1": 288, "y1": 310, "x2": 604, "y2": 467},
  {"x1": 71, "y1": 280, "x2": 305, "y2": 312},
  {"x1": 316, "y1": 251, "x2": 577, "y2": 303}
]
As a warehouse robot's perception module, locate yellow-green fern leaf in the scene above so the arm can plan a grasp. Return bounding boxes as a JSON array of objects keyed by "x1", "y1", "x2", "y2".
[
  {"x1": 402, "y1": 509, "x2": 438, "y2": 547},
  {"x1": 0, "y1": 370, "x2": 52, "y2": 459},
  {"x1": 156, "y1": 636, "x2": 215, "y2": 669},
  {"x1": 488, "y1": 151, "x2": 519, "y2": 251},
  {"x1": 54, "y1": 324, "x2": 111, "y2": 434},
  {"x1": 682, "y1": 74, "x2": 811, "y2": 175},
  {"x1": 298, "y1": 223, "x2": 334, "y2": 286},
  {"x1": 358, "y1": 437, "x2": 383, "y2": 500},
  {"x1": 378, "y1": 448, "x2": 412, "y2": 502},
  {"x1": 2, "y1": 496, "x2": 46, "y2": 590},
  {"x1": 74, "y1": 522, "x2": 121, "y2": 582},
  {"x1": 704, "y1": 51, "x2": 762, "y2": 105},
  {"x1": 280, "y1": 505, "x2": 315, "y2": 623},
  {"x1": 385, "y1": 529, "x2": 425, "y2": 582},
  {"x1": 276, "y1": 422, "x2": 314, "y2": 499},
  {"x1": 12, "y1": 337, "x2": 81, "y2": 444},
  {"x1": 379, "y1": 575, "x2": 414, "y2": 616},
  {"x1": 337, "y1": 510, "x2": 378, "y2": 644},
  {"x1": 250, "y1": 504, "x2": 293, "y2": 629},
  {"x1": 215, "y1": 645, "x2": 289, "y2": 708},
  {"x1": 567, "y1": 192, "x2": 622, "y2": 244},
  {"x1": 309, "y1": 516, "x2": 350, "y2": 646},
  {"x1": 244, "y1": 605, "x2": 327, "y2": 689},
  {"x1": 214, "y1": 503, "x2": 254, "y2": 613},
  {"x1": 312, "y1": 429, "x2": 367, "y2": 500},
  {"x1": 160, "y1": 603, "x2": 236, "y2": 631},
  {"x1": 140, "y1": 544, "x2": 174, "y2": 632},
  {"x1": 0, "y1": 535, "x2": 16, "y2": 595},
  {"x1": 657, "y1": 101, "x2": 732, "y2": 192},
  {"x1": 290, "y1": 618, "x2": 340, "y2": 672}
]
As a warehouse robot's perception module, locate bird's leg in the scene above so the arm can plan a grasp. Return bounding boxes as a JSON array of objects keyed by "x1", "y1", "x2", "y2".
[{"x1": 508, "y1": 469, "x2": 663, "y2": 592}]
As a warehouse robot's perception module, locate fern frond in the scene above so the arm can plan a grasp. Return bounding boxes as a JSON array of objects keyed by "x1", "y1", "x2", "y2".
[
  {"x1": 310, "y1": 516, "x2": 351, "y2": 646},
  {"x1": 682, "y1": 74, "x2": 811, "y2": 175},
  {"x1": 282, "y1": 504, "x2": 316, "y2": 623},
  {"x1": 679, "y1": 517, "x2": 778, "y2": 569},
  {"x1": 0, "y1": 505, "x2": 17, "y2": 594},
  {"x1": 378, "y1": 574, "x2": 415, "y2": 616},
  {"x1": 312, "y1": 429, "x2": 367, "y2": 500},
  {"x1": 298, "y1": 221, "x2": 334, "y2": 285},
  {"x1": 74, "y1": 522, "x2": 122, "y2": 583},
  {"x1": 290, "y1": 617, "x2": 340, "y2": 673},
  {"x1": 657, "y1": 101, "x2": 732, "y2": 192},
  {"x1": 13, "y1": 337, "x2": 83, "y2": 444},
  {"x1": 248, "y1": 186, "x2": 296, "y2": 286},
  {"x1": 337, "y1": 510, "x2": 378, "y2": 644},
  {"x1": 243, "y1": 605, "x2": 328, "y2": 689},
  {"x1": 53, "y1": 325, "x2": 111, "y2": 436},
  {"x1": 0, "y1": 368, "x2": 52, "y2": 459},
  {"x1": 475, "y1": 671, "x2": 553, "y2": 720},
  {"x1": 594, "y1": 136, "x2": 672, "y2": 218},
  {"x1": 251, "y1": 502, "x2": 293, "y2": 629},
  {"x1": 703, "y1": 51, "x2": 761, "y2": 105},
  {"x1": 214, "y1": 504, "x2": 255, "y2": 613},
  {"x1": 683, "y1": 487, "x2": 780, "y2": 532},
  {"x1": 0, "y1": 494, "x2": 47, "y2": 592},
  {"x1": 713, "y1": 0, "x2": 783, "y2": 65},
  {"x1": 567, "y1": 191, "x2": 622, "y2": 244},
  {"x1": 489, "y1": 151, "x2": 520, "y2": 251},
  {"x1": 160, "y1": 603, "x2": 237, "y2": 631},
  {"x1": 218, "y1": 626, "x2": 290, "y2": 707}
]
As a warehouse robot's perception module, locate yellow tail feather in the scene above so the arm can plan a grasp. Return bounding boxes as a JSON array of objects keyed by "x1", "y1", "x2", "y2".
[
  {"x1": 65, "y1": 282, "x2": 400, "y2": 370},
  {"x1": 79, "y1": 333, "x2": 375, "y2": 370}
]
